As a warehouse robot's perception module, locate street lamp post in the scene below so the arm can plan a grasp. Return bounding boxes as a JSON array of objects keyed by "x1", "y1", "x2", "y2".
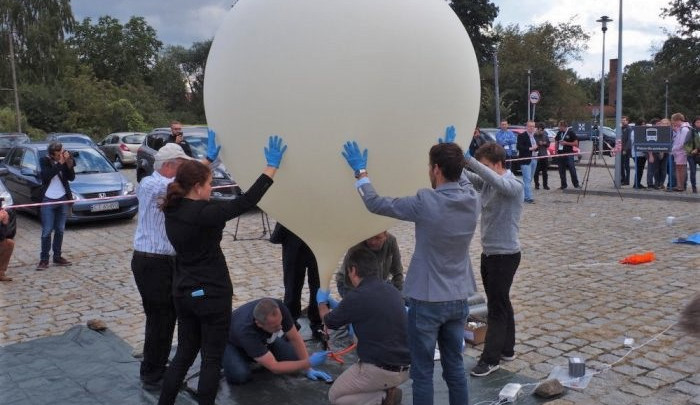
[
  {"x1": 664, "y1": 79, "x2": 669, "y2": 118},
  {"x1": 596, "y1": 15, "x2": 612, "y2": 158},
  {"x1": 614, "y1": 0, "x2": 624, "y2": 188},
  {"x1": 494, "y1": 50, "x2": 501, "y2": 125},
  {"x1": 527, "y1": 69, "x2": 531, "y2": 121}
]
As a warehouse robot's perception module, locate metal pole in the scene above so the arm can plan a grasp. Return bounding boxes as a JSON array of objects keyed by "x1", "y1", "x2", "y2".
[
  {"x1": 597, "y1": 16, "x2": 612, "y2": 159},
  {"x1": 494, "y1": 51, "x2": 501, "y2": 125},
  {"x1": 527, "y1": 69, "x2": 531, "y2": 121},
  {"x1": 614, "y1": 1, "x2": 623, "y2": 188},
  {"x1": 8, "y1": 30, "x2": 21, "y2": 133},
  {"x1": 664, "y1": 79, "x2": 669, "y2": 118}
]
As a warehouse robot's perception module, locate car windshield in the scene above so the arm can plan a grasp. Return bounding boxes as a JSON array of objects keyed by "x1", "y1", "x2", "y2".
[
  {"x1": 0, "y1": 135, "x2": 29, "y2": 147},
  {"x1": 40, "y1": 148, "x2": 116, "y2": 174},
  {"x1": 184, "y1": 135, "x2": 207, "y2": 159}
]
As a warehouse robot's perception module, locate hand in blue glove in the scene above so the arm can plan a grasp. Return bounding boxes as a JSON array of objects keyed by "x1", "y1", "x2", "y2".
[
  {"x1": 316, "y1": 289, "x2": 331, "y2": 305},
  {"x1": 327, "y1": 296, "x2": 339, "y2": 309},
  {"x1": 306, "y1": 368, "x2": 333, "y2": 382},
  {"x1": 308, "y1": 351, "x2": 330, "y2": 367},
  {"x1": 341, "y1": 141, "x2": 368, "y2": 172},
  {"x1": 438, "y1": 125, "x2": 457, "y2": 144},
  {"x1": 206, "y1": 128, "x2": 221, "y2": 162},
  {"x1": 264, "y1": 135, "x2": 287, "y2": 168},
  {"x1": 464, "y1": 148, "x2": 472, "y2": 161}
]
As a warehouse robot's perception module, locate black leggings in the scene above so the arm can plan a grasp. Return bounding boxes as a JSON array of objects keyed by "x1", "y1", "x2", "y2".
[{"x1": 158, "y1": 295, "x2": 231, "y2": 405}]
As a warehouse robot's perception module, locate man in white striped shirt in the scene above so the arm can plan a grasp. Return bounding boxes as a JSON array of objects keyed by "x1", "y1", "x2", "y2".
[{"x1": 131, "y1": 143, "x2": 194, "y2": 387}]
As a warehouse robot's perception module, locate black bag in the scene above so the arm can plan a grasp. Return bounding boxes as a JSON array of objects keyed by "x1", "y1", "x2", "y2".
[{"x1": 30, "y1": 184, "x2": 47, "y2": 203}]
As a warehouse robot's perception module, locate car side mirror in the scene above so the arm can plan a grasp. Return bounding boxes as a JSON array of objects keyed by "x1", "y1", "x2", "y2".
[{"x1": 20, "y1": 168, "x2": 37, "y2": 177}]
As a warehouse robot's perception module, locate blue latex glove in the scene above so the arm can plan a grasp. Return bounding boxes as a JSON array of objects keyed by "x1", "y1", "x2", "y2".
[
  {"x1": 316, "y1": 288, "x2": 331, "y2": 305},
  {"x1": 308, "y1": 351, "x2": 330, "y2": 367},
  {"x1": 439, "y1": 125, "x2": 457, "y2": 144},
  {"x1": 327, "y1": 296, "x2": 339, "y2": 310},
  {"x1": 264, "y1": 135, "x2": 287, "y2": 168},
  {"x1": 306, "y1": 368, "x2": 333, "y2": 382},
  {"x1": 206, "y1": 129, "x2": 221, "y2": 162},
  {"x1": 341, "y1": 141, "x2": 368, "y2": 172},
  {"x1": 464, "y1": 149, "x2": 472, "y2": 161}
]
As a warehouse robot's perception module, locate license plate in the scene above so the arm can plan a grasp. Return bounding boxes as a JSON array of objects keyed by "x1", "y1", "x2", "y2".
[{"x1": 90, "y1": 202, "x2": 119, "y2": 212}]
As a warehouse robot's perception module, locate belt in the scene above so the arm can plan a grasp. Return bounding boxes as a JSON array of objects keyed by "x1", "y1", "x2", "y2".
[
  {"x1": 133, "y1": 251, "x2": 174, "y2": 260},
  {"x1": 374, "y1": 363, "x2": 410, "y2": 373}
]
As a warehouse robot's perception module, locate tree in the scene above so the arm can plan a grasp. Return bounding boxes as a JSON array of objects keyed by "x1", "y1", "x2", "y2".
[
  {"x1": 479, "y1": 21, "x2": 590, "y2": 125},
  {"x1": 662, "y1": 0, "x2": 700, "y2": 39},
  {"x1": 70, "y1": 16, "x2": 162, "y2": 85},
  {"x1": 448, "y1": 0, "x2": 499, "y2": 66},
  {"x1": 0, "y1": 0, "x2": 75, "y2": 83}
]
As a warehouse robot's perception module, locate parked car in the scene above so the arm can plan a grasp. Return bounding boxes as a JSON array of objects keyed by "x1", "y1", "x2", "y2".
[
  {"x1": 575, "y1": 126, "x2": 615, "y2": 155},
  {"x1": 0, "y1": 177, "x2": 14, "y2": 207},
  {"x1": 0, "y1": 133, "x2": 29, "y2": 160},
  {"x1": 97, "y1": 132, "x2": 145, "y2": 167},
  {"x1": 0, "y1": 142, "x2": 138, "y2": 223},
  {"x1": 136, "y1": 126, "x2": 241, "y2": 200},
  {"x1": 46, "y1": 133, "x2": 98, "y2": 147}
]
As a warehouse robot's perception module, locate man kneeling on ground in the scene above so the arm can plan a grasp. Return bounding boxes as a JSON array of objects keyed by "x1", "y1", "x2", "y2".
[
  {"x1": 318, "y1": 249, "x2": 411, "y2": 405},
  {"x1": 222, "y1": 298, "x2": 331, "y2": 384}
]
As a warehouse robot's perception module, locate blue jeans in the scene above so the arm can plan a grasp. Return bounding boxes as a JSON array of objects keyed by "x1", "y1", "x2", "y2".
[
  {"x1": 688, "y1": 155, "x2": 697, "y2": 189},
  {"x1": 520, "y1": 160, "x2": 537, "y2": 200},
  {"x1": 222, "y1": 335, "x2": 298, "y2": 384},
  {"x1": 40, "y1": 197, "x2": 69, "y2": 261},
  {"x1": 407, "y1": 298, "x2": 469, "y2": 405}
]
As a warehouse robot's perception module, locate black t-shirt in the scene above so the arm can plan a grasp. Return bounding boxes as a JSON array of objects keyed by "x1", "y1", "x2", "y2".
[
  {"x1": 166, "y1": 138, "x2": 194, "y2": 157},
  {"x1": 555, "y1": 128, "x2": 578, "y2": 154},
  {"x1": 228, "y1": 299, "x2": 294, "y2": 359}
]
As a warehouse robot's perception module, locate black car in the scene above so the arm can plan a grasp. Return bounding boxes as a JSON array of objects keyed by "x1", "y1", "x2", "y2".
[
  {"x1": 136, "y1": 126, "x2": 241, "y2": 199},
  {"x1": 0, "y1": 133, "x2": 29, "y2": 160},
  {"x1": 0, "y1": 142, "x2": 138, "y2": 223},
  {"x1": 578, "y1": 126, "x2": 616, "y2": 155}
]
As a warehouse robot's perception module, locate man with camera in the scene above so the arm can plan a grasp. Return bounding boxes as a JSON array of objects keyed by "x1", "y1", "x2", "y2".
[{"x1": 37, "y1": 142, "x2": 75, "y2": 270}]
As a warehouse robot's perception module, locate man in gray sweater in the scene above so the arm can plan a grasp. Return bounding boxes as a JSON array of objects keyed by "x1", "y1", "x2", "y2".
[{"x1": 464, "y1": 142, "x2": 524, "y2": 377}]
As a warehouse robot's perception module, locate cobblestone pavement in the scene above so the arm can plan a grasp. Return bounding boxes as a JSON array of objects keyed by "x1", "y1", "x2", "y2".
[{"x1": 0, "y1": 166, "x2": 698, "y2": 404}]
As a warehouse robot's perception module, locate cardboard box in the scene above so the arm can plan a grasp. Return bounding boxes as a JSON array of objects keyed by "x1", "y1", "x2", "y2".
[{"x1": 464, "y1": 321, "x2": 487, "y2": 345}]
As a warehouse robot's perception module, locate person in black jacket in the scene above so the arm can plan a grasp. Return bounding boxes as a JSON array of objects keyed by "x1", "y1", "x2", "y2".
[
  {"x1": 533, "y1": 122, "x2": 550, "y2": 190},
  {"x1": 157, "y1": 135, "x2": 286, "y2": 405},
  {"x1": 37, "y1": 141, "x2": 75, "y2": 271},
  {"x1": 0, "y1": 207, "x2": 16, "y2": 281},
  {"x1": 269, "y1": 223, "x2": 322, "y2": 338}
]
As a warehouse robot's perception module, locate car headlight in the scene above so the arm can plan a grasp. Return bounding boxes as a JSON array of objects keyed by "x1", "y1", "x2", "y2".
[
  {"x1": 123, "y1": 181, "x2": 135, "y2": 195},
  {"x1": 71, "y1": 191, "x2": 84, "y2": 200}
]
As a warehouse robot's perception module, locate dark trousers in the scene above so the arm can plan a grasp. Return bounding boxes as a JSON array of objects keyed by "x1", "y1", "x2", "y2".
[
  {"x1": 688, "y1": 155, "x2": 698, "y2": 189},
  {"x1": 634, "y1": 156, "x2": 647, "y2": 187},
  {"x1": 282, "y1": 244, "x2": 321, "y2": 325},
  {"x1": 621, "y1": 152, "x2": 631, "y2": 184},
  {"x1": 131, "y1": 253, "x2": 176, "y2": 382},
  {"x1": 656, "y1": 154, "x2": 669, "y2": 187},
  {"x1": 158, "y1": 295, "x2": 231, "y2": 405},
  {"x1": 557, "y1": 156, "x2": 579, "y2": 188},
  {"x1": 534, "y1": 158, "x2": 548, "y2": 187},
  {"x1": 222, "y1": 336, "x2": 298, "y2": 384},
  {"x1": 480, "y1": 252, "x2": 520, "y2": 365}
]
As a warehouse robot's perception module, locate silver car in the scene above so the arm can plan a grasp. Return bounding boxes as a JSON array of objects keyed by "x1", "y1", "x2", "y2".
[{"x1": 97, "y1": 132, "x2": 145, "y2": 167}]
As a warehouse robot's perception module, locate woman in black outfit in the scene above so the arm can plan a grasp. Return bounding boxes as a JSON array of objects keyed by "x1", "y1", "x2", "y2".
[{"x1": 158, "y1": 135, "x2": 287, "y2": 405}]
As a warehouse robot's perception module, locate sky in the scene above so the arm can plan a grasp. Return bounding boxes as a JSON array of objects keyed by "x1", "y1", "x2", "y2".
[{"x1": 70, "y1": 0, "x2": 678, "y2": 80}]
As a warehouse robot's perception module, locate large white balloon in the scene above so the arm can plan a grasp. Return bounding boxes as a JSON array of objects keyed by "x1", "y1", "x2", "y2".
[{"x1": 205, "y1": 0, "x2": 479, "y2": 288}]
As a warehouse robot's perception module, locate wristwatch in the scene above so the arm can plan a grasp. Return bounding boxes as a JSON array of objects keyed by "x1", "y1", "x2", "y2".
[{"x1": 354, "y1": 169, "x2": 367, "y2": 179}]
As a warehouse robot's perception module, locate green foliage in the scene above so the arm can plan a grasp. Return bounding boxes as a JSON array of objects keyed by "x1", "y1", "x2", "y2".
[
  {"x1": 662, "y1": 0, "x2": 700, "y2": 39},
  {"x1": 70, "y1": 16, "x2": 162, "y2": 85},
  {"x1": 478, "y1": 21, "x2": 590, "y2": 125},
  {"x1": 448, "y1": 0, "x2": 499, "y2": 65}
]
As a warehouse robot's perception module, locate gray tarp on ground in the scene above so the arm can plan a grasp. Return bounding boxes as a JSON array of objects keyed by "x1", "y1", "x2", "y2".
[{"x1": 0, "y1": 325, "x2": 554, "y2": 404}]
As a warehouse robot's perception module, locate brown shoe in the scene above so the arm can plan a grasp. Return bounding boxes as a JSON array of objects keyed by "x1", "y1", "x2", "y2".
[
  {"x1": 382, "y1": 387, "x2": 403, "y2": 405},
  {"x1": 0, "y1": 275, "x2": 12, "y2": 281},
  {"x1": 36, "y1": 260, "x2": 49, "y2": 271},
  {"x1": 53, "y1": 257, "x2": 72, "y2": 266}
]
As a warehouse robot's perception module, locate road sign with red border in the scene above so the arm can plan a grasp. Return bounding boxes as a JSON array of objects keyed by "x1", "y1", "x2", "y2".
[{"x1": 529, "y1": 90, "x2": 541, "y2": 104}]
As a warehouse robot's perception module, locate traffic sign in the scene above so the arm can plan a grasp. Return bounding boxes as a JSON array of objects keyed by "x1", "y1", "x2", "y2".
[{"x1": 529, "y1": 90, "x2": 541, "y2": 104}]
